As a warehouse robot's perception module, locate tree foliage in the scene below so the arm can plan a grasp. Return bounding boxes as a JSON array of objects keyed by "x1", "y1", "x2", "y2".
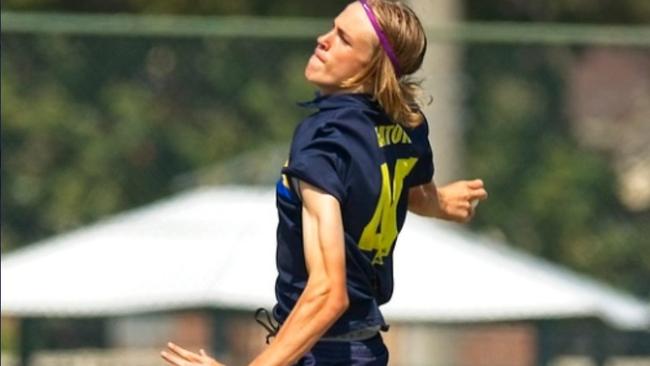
[
  {"x1": 0, "y1": 0, "x2": 347, "y2": 16},
  {"x1": 458, "y1": 0, "x2": 650, "y2": 298},
  {"x1": 1, "y1": 34, "x2": 318, "y2": 249},
  {"x1": 464, "y1": 0, "x2": 650, "y2": 24}
]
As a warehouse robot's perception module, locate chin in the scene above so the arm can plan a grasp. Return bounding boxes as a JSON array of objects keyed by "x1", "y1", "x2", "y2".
[
  {"x1": 304, "y1": 67, "x2": 314, "y2": 83},
  {"x1": 304, "y1": 68, "x2": 338, "y2": 93},
  {"x1": 304, "y1": 71, "x2": 323, "y2": 89},
  {"x1": 304, "y1": 60, "x2": 320, "y2": 80}
]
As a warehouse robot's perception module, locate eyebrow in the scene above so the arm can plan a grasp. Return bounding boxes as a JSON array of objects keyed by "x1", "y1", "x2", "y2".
[{"x1": 334, "y1": 20, "x2": 352, "y2": 43}]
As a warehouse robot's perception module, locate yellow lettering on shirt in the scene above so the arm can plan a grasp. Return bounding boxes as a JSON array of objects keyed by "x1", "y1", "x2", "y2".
[
  {"x1": 375, "y1": 125, "x2": 412, "y2": 148},
  {"x1": 359, "y1": 157, "x2": 418, "y2": 265}
]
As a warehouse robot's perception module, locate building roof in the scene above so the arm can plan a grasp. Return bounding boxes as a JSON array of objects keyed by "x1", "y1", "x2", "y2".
[{"x1": 2, "y1": 186, "x2": 648, "y2": 330}]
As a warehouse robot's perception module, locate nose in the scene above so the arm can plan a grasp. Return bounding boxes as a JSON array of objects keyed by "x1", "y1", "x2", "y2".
[{"x1": 316, "y1": 28, "x2": 335, "y2": 50}]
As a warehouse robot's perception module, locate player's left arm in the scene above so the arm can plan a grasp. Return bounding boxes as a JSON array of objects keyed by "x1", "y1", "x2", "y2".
[{"x1": 408, "y1": 179, "x2": 488, "y2": 222}]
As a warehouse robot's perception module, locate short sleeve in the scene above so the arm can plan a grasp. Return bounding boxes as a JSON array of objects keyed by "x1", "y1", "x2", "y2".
[
  {"x1": 408, "y1": 119, "x2": 434, "y2": 187},
  {"x1": 282, "y1": 120, "x2": 351, "y2": 203}
]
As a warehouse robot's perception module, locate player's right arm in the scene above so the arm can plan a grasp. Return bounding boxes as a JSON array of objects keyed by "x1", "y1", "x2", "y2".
[
  {"x1": 248, "y1": 180, "x2": 349, "y2": 366},
  {"x1": 161, "y1": 180, "x2": 348, "y2": 366}
]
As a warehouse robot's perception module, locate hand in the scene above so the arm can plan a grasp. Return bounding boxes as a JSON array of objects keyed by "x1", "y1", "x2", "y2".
[
  {"x1": 437, "y1": 179, "x2": 487, "y2": 223},
  {"x1": 161, "y1": 342, "x2": 225, "y2": 366}
]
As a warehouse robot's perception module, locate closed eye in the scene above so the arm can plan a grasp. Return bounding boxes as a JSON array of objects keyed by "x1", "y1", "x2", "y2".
[
  {"x1": 333, "y1": 21, "x2": 352, "y2": 46},
  {"x1": 338, "y1": 29, "x2": 351, "y2": 45}
]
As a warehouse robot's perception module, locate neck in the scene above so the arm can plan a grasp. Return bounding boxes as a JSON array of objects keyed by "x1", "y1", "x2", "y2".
[{"x1": 318, "y1": 83, "x2": 370, "y2": 96}]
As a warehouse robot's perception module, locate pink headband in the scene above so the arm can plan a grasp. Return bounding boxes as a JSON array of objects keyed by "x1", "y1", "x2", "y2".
[{"x1": 359, "y1": 0, "x2": 402, "y2": 77}]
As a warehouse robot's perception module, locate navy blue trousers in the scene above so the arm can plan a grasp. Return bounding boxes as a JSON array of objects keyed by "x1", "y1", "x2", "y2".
[{"x1": 296, "y1": 334, "x2": 389, "y2": 366}]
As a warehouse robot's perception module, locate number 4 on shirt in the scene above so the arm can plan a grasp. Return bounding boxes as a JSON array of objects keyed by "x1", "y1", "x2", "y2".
[{"x1": 359, "y1": 157, "x2": 418, "y2": 265}]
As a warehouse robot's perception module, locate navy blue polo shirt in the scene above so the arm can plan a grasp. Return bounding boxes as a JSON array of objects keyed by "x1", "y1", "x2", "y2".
[{"x1": 273, "y1": 92, "x2": 434, "y2": 336}]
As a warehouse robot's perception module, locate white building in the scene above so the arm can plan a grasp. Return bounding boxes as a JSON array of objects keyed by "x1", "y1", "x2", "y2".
[{"x1": 2, "y1": 186, "x2": 649, "y2": 365}]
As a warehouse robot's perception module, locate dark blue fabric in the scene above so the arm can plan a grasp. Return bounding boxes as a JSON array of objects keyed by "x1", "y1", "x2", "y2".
[
  {"x1": 296, "y1": 334, "x2": 389, "y2": 366},
  {"x1": 274, "y1": 93, "x2": 434, "y2": 337}
]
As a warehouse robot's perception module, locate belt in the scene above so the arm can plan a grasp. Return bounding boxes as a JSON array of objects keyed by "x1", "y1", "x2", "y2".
[{"x1": 320, "y1": 325, "x2": 382, "y2": 342}]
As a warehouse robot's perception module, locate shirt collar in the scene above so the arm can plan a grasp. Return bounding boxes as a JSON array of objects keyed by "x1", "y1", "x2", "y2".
[{"x1": 298, "y1": 92, "x2": 379, "y2": 111}]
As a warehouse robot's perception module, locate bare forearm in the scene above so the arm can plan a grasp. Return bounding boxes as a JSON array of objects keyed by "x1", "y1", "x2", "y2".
[
  {"x1": 249, "y1": 288, "x2": 346, "y2": 366},
  {"x1": 250, "y1": 182, "x2": 348, "y2": 366},
  {"x1": 408, "y1": 184, "x2": 444, "y2": 218}
]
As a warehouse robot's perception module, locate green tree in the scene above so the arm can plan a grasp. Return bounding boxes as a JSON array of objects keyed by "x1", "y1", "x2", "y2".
[
  {"x1": 464, "y1": 0, "x2": 650, "y2": 24},
  {"x1": 462, "y1": 0, "x2": 650, "y2": 297},
  {"x1": 1, "y1": 32, "x2": 320, "y2": 251},
  {"x1": 1, "y1": 0, "x2": 348, "y2": 16}
]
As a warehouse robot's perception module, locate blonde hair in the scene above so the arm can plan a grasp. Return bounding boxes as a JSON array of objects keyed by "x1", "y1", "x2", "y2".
[{"x1": 342, "y1": 0, "x2": 428, "y2": 128}]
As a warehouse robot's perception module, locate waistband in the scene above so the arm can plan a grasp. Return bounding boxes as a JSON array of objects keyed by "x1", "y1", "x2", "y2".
[{"x1": 320, "y1": 325, "x2": 382, "y2": 342}]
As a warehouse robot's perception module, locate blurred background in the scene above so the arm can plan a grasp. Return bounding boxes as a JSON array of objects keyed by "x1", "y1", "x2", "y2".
[{"x1": 1, "y1": 0, "x2": 649, "y2": 365}]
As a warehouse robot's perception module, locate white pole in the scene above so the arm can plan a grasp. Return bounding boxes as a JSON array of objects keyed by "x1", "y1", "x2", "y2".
[{"x1": 409, "y1": 0, "x2": 464, "y2": 185}]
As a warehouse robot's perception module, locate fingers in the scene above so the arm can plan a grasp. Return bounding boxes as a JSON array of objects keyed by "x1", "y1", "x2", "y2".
[
  {"x1": 466, "y1": 179, "x2": 484, "y2": 189},
  {"x1": 437, "y1": 179, "x2": 487, "y2": 223},
  {"x1": 466, "y1": 179, "x2": 488, "y2": 201},
  {"x1": 161, "y1": 343, "x2": 226, "y2": 366},
  {"x1": 444, "y1": 200, "x2": 472, "y2": 223},
  {"x1": 161, "y1": 349, "x2": 185, "y2": 366},
  {"x1": 169, "y1": 342, "x2": 202, "y2": 361},
  {"x1": 162, "y1": 342, "x2": 202, "y2": 365},
  {"x1": 471, "y1": 188, "x2": 488, "y2": 201}
]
